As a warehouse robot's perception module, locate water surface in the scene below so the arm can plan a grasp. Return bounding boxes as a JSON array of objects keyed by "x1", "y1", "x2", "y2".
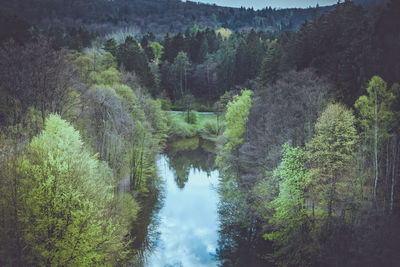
[{"x1": 145, "y1": 138, "x2": 220, "y2": 267}]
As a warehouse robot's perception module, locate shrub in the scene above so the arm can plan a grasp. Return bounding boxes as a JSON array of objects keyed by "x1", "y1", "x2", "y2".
[
  {"x1": 168, "y1": 115, "x2": 197, "y2": 138},
  {"x1": 185, "y1": 110, "x2": 198, "y2": 124},
  {"x1": 201, "y1": 118, "x2": 219, "y2": 136}
]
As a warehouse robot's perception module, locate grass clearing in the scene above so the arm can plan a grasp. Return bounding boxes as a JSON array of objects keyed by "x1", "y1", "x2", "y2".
[{"x1": 167, "y1": 111, "x2": 223, "y2": 141}]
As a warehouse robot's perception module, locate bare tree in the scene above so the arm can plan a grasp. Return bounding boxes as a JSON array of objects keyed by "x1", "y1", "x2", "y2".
[{"x1": 0, "y1": 37, "x2": 79, "y2": 125}]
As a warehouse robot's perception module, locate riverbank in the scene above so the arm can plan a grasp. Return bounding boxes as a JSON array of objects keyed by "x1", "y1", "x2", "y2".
[{"x1": 167, "y1": 111, "x2": 222, "y2": 142}]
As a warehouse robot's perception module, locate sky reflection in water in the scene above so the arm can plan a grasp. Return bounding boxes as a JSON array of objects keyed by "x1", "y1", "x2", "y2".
[{"x1": 146, "y1": 155, "x2": 220, "y2": 267}]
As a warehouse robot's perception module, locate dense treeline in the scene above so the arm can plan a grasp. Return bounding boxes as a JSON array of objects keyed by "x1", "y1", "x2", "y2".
[
  {"x1": 0, "y1": 0, "x2": 336, "y2": 40},
  {"x1": 217, "y1": 77, "x2": 400, "y2": 266},
  {"x1": 0, "y1": 35, "x2": 169, "y2": 265},
  {"x1": 100, "y1": 0, "x2": 397, "y2": 108},
  {"x1": 2, "y1": 1, "x2": 394, "y2": 107},
  {"x1": 1, "y1": 0, "x2": 399, "y2": 265},
  {"x1": 215, "y1": 1, "x2": 400, "y2": 266}
]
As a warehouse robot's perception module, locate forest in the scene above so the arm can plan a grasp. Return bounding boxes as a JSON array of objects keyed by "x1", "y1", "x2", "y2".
[{"x1": 0, "y1": 0, "x2": 400, "y2": 266}]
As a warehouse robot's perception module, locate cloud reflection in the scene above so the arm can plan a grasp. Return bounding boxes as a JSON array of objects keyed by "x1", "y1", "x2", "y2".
[{"x1": 146, "y1": 155, "x2": 219, "y2": 267}]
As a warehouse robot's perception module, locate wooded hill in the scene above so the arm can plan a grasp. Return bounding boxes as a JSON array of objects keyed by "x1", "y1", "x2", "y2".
[{"x1": 0, "y1": 0, "x2": 352, "y2": 39}]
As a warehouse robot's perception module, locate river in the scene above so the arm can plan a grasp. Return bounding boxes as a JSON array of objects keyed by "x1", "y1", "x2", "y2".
[
  {"x1": 144, "y1": 138, "x2": 220, "y2": 267},
  {"x1": 135, "y1": 137, "x2": 271, "y2": 267}
]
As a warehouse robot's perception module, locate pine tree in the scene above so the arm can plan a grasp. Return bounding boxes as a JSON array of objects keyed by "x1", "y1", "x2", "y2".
[
  {"x1": 259, "y1": 39, "x2": 283, "y2": 86},
  {"x1": 103, "y1": 38, "x2": 119, "y2": 57}
]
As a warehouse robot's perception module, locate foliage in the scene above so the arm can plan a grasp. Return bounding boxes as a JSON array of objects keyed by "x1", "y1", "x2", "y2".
[
  {"x1": 265, "y1": 143, "x2": 313, "y2": 266},
  {"x1": 117, "y1": 36, "x2": 156, "y2": 90},
  {"x1": 185, "y1": 110, "x2": 198, "y2": 124},
  {"x1": 215, "y1": 28, "x2": 232, "y2": 39},
  {"x1": 1, "y1": 115, "x2": 138, "y2": 265},
  {"x1": 200, "y1": 118, "x2": 219, "y2": 138},
  {"x1": 150, "y1": 41, "x2": 164, "y2": 62},
  {"x1": 167, "y1": 115, "x2": 198, "y2": 139},
  {"x1": 259, "y1": 39, "x2": 283, "y2": 86},
  {"x1": 1, "y1": 1, "x2": 400, "y2": 265},
  {"x1": 306, "y1": 103, "x2": 358, "y2": 218},
  {"x1": 169, "y1": 51, "x2": 191, "y2": 99},
  {"x1": 221, "y1": 90, "x2": 253, "y2": 151},
  {"x1": 104, "y1": 38, "x2": 119, "y2": 57},
  {"x1": 0, "y1": 38, "x2": 78, "y2": 124},
  {"x1": 355, "y1": 76, "x2": 395, "y2": 202}
]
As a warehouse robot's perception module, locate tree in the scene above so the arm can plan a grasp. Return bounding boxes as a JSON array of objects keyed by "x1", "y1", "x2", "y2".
[
  {"x1": 234, "y1": 37, "x2": 250, "y2": 84},
  {"x1": 281, "y1": 1, "x2": 371, "y2": 106},
  {"x1": 82, "y1": 86, "x2": 133, "y2": 172},
  {"x1": 0, "y1": 12, "x2": 32, "y2": 44},
  {"x1": 355, "y1": 76, "x2": 395, "y2": 201},
  {"x1": 197, "y1": 32, "x2": 209, "y2": 63},
  {"x1": 373, "y1": 0, "x2": 400, "y2": 85},
  {"x1": 306, "y1": 103, "x2": 358, "y2": 219},
  {"x1": 103, "y1": 38, "x2": 119, "y2": 57},
  {"x1": 259, "y1": 39, "x2": 283, "y2": 86},
  {"x1": 14, "y1": 115, "x2": 135, "y2": 265},
  {"x1": 163, "y1": 32, "x2": 185, "y2": 63},
  {"x1": 221, "y1": 90, "x2": 253, "y2": 151},
  {"x1": 216, "y1": 40, "x2": 236, "y2": 92},
  {"x1": 265, "y1": 143, "x2": 312, "y2": 266},
  {"x1": 170, "y1": 51, "x2": 191, "y2": 98},
  {"x1": 0, "y1": 38, "x2": 78, "y2": 124},
  {"x1": 182, "y1": 93, "x2": 196, "y2": 123},
  {"x1": 140, "y1": 36, "x2": 153, "y2": 60},
  {"x1": 237, "y1": 69, "x2": 330, "y2": 190},
  {"x1": 117, "y1": 36, "x2": 155, "y2": 89},
  {"x1": 246, "y1": 29, "x2": 264, "y2": 79},
  {"x1": 150, "y1": 41, "x2": 164, "y2": 63}
]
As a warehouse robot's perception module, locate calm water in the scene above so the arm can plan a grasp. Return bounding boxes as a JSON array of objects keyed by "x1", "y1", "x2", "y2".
[{"x1": 145, "y1": 138, "x2": 220, "y2": 267}]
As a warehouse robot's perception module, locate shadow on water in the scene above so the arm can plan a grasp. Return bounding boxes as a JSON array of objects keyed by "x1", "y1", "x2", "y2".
[{"x1": 129, "y1": 170, "x2": 165, "y2": 266}]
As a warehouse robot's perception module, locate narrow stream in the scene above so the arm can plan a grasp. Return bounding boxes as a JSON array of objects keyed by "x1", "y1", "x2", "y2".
[{"x1": 144, "y1": 138, "x2": 220, "y2": 267}]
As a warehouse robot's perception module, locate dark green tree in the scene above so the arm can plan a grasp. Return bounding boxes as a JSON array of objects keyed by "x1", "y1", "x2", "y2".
[
  {"x1": 117, "y1": 36, "x2": 155, "y2": 89},
  {"x1": 103, "y1": 38, "x2": 119, "y2": 57},
  {"x1": 259, "y1": 39, "x2": 283, "y2": 86}
]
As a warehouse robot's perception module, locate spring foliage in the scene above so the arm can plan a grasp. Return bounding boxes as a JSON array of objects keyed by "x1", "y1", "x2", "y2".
[
  {"x1": 222, "y1": 90, "x2": 253, "y2": 151},
  {"x1": 3, "y1": 115, "x2": 137, "y2": 265}
]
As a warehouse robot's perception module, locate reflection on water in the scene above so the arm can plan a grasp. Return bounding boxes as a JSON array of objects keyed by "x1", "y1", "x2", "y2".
[
  {"x1": 137, "y1": 137, "x2": 271, "y2": 266},
  {"x1": 145, "y1": 138, "x2": 220, "y2": 267}
]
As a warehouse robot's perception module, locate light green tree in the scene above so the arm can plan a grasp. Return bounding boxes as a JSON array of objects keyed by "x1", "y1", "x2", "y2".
[
  {"x1": 88, "y1": 67, "x2": 121, "y2": 86},
  {"x1": 19, "y1": 114, "x2": 136, "y2": 266},
  {"x1": 216, "y1": 90, "x2": 253, "y2": 176},
  {"x1": 265, "y1": 143, "x2": 311, "y2": 266},
  {"x1": 354, "y1": 76, "x2": 395, "y2": 200},
  {"x1": 171, "y1": 51, "x2": 191, "y2": 97},
  {"x1": 150, "y1": 42, "x2": 164, "y2": 63},
  {"x1": 306, "y1": 103, "x2": 358, "y2": 219},
  {"x1": 221, "y1": 89, "x2": 253, "y2": 151}
]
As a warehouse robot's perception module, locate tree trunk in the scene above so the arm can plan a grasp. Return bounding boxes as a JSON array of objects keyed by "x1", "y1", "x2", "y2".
[
  {"x1": 373, "y1": 87, "x2": 379, "y2": 201},
  {"x1": 390, "y1": 136, "x2": 398, "y2": 213},
  {"x1": 180, "y1": 68, "x2": 183, "y2": 97}
]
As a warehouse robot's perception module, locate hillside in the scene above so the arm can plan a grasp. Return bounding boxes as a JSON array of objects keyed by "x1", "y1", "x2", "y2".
[
  {"x1": 1, "y1": 0, "x2": 333, "y2": 38},
  {"x1": 1, "y1": 0, "x2": 400, "y2": 266}
]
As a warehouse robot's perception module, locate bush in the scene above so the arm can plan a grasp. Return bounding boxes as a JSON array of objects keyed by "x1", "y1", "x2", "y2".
[
  {"x1": 185, "y1": 110, "x2": 198, "y2": 124},
  {"x1": 168, "y1": 115, "x2": 197, "y2": 139},
  {"x1": 198, "y1": 104, "x2": 214, "y2": 112},
  {"x1": 201, "y1": 118, "x2": 219, "y2": 136}
]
